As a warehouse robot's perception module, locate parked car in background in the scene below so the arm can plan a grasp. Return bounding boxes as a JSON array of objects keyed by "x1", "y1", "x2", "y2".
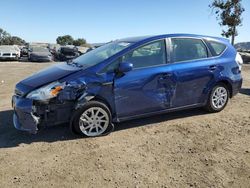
[
  {"x1": 28, "y1": 46, "x2": 52, "y2": 62},
  {"x1": 56, "y1": 46, "x2": 79, "y2": 61},
  {"x1": 20, "y1": 47, "x2": 29, "y2": 57},
  {"x1": 91, "y1": 43, "x2": 105, "y2": 48},
  {"x1": 239, "y1": 51, "x2": 250, "y2": 64},
  {"x1": 48, "y1": 44, "x2": 60, "y2": 57},
  {"x1": 76, "y1": 46, "x2": 90, "y2": 55},
  {"x1": 0, "y1": 45, "x2": 20, "y2": 60},
  {"x1": 12, "y1": 34, "x2": 242, "y2": 137}
]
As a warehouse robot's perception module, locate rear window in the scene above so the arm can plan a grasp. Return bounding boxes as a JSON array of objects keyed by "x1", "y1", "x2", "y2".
[
  {"x1": 207, "y1": 41, "x2": 226, "y2": 56},
  {"x1": 61, "y1": 48, "x2": 76, "y2": 53},
  {"x1": 31, "y1": 47, "x2": 49, "y2": 53}
]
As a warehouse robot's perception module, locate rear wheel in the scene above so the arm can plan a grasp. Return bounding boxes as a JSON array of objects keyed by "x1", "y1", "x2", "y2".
[
  {"x1": 72, "y1": 101, "x2": 112, "y2": 137},
  {"x1": 205, "y1": 83, "x2": 229, "y2": 112}
]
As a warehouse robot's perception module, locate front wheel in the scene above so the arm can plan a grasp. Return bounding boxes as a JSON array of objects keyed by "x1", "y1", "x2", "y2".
[
  {"x1": 72, "y1": 101, "x2": 112, "y2": 137},
  {"x1": 205, "y1": 83, "x2": 229, "y2": 112}
]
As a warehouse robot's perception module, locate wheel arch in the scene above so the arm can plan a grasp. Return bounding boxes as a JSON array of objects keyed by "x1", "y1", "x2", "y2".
[
  {"x1": 69, "y1": 96, "x2": 113, "y2": 135},
  {"x1": 215, "y1": 80, "x2": 233, "y2": 98},
  {"x1": 90, "y1": 95, "x2": 114, "y2": 116},
  {"x1": 203, "y1": 78, "x2": 233, "y2": 104}
]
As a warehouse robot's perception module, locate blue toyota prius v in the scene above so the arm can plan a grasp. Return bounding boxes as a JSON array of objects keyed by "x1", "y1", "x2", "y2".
[{"x1": 12, "y1": 34, "x2": 243, "y2": 137}]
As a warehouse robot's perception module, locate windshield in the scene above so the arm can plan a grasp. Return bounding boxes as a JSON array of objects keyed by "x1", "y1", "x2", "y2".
[{"x1": 73, "y1": 41, "x2": 132, "y2": 68}]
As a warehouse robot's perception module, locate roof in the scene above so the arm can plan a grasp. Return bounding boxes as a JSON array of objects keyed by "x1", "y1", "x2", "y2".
[{"x1": 119, "y1": 33, "x2": 229, "y2": 44}]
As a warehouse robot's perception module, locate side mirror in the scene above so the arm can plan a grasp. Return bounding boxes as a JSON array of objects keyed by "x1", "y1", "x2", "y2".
[{"x1": 118, "y1": 62, "x2": 133, "y2": 73}]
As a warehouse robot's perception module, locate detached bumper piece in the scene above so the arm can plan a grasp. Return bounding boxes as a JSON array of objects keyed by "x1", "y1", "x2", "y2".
[{"x1": 12, "y1": 95, "x2": 74, "y2": 134}]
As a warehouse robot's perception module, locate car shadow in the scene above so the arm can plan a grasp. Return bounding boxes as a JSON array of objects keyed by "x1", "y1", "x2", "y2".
[
  {"x1": 18, "y1": 57, "x2": 29, "y2": 62},
  {"x1": 240, "y1": 88, "x2": 250, "y2": 96},
  {"x1": 116, "y1": 108, "x2": 207, "y2": 132},
  {"x1": 0, "y1": 108, "x2": 207, "y2": 149}
]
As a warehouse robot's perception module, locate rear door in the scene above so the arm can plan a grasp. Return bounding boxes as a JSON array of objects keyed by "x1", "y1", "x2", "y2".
[{"x1": 169, "y1": 37, "x2": 218, "y2": 107}]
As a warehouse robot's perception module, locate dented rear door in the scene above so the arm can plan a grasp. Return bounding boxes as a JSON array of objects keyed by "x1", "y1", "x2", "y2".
[{"x1": 169, "y1": 37, "x2": 218, "y2": 107}]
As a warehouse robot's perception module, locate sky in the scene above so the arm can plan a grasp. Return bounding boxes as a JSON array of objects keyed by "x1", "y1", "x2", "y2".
[{"x1": 0, "y1": 0, "x2": 249, "y2": 44}]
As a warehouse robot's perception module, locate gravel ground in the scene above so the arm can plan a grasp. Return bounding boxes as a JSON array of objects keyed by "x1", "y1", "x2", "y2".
[{"x1": 0, "y1": 62, "x2": 250, "y2": 188}]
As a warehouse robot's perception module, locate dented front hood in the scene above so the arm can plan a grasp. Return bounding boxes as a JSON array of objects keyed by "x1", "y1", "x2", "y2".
[{"x1": 16, "y1": 62, "x2": 82, "y2": 95}]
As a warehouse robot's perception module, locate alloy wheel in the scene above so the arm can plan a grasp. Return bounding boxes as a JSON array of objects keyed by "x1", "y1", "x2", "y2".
[
  {"x1": 211, "y1": 86, "x2": 228, "y2": 109},
  {"x1": 79, "y1": 107, "x2": 109, "y2": 136}
]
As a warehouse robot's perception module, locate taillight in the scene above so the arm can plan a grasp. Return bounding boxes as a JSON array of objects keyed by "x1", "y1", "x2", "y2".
[{"x1": 235, "y1": 52, "x2": 243, "y2": 71}]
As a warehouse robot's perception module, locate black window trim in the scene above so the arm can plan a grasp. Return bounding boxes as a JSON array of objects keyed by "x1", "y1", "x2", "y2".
[{"x1": 169, "y1": 37, "x2": 213, "y2": 64}]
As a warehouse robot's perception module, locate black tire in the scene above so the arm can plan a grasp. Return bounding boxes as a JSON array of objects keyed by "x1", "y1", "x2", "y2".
[
  {"x1": 204, "y1": 83, "x2": 229, "y2": 113},
  {"x1": 72, "y1": 101, "x2": 112, "y2": 137}
]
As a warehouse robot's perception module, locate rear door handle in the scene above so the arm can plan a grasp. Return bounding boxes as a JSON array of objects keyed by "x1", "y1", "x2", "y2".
[
  {"x1": 209, "y1": 65, "x2": 217, "y2": 71},
  {"x1": 162, "y1": 72, "x2": 173, "y2": 78},
  {"x1": 159, "y1": 73, "x2": 172, "y2": 83}
]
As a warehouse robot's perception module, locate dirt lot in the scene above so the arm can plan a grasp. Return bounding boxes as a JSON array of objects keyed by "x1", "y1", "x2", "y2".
[{"x1": 0, "y1": 62, "x2": 250, "y2": 188}]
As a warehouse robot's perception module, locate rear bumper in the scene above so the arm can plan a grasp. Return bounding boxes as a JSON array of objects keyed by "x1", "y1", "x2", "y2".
[
  {"x1": 232, "y1": 78, "x2": 243, "y2": 97},
  {"x1": 29, "y1": 56, "x2": 51, "y2": 62}
]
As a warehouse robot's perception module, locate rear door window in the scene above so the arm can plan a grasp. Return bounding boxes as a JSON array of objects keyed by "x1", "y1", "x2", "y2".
[{"x1": 171, "y1": 38, "x2": 208, "y2": 62}]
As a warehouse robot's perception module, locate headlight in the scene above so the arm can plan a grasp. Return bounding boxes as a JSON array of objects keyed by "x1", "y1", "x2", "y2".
[{"x1": 27, "y1": 81, "x2": 65, "y2": 100}]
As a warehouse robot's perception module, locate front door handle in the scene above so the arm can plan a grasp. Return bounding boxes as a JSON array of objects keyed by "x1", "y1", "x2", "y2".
[{"x1": 209, "y1": 65, "x2": 217, "y2": 71}]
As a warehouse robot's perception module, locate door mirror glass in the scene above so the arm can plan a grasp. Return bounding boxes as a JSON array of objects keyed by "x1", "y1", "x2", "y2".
[{"x1": 118, "y1": 62, "x2": 133, "y2": 73}]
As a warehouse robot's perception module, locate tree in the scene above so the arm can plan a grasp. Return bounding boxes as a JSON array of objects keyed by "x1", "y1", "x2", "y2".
[
  {"x1": 56, "y1": 35, "x2": 74, "y2": 45},
  {"x1": 3, "y1": 36, "x2": 26, "y2": 45},
  {"x1": 73, "y1": 38, "x2": 87, "y2": 46},
  {"x1": 0, "y1": 28, "x2": 11, "y2": 45},
  {"x1": 209, "y1": 0, "x2": 245, "y2": 45},
  {"x1": 0, "y1": 28, "x2": 26, "y2": 45}
]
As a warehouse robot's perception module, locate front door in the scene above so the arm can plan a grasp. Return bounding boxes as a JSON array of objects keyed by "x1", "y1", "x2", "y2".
[{"x1": 114, "y1": 40, "x2": 176, "y2": 119}]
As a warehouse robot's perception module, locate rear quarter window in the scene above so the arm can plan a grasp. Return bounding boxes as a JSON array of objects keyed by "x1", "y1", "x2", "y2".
[{"x1": 207, "y1": 41, "x2": 226, "y2": 56}]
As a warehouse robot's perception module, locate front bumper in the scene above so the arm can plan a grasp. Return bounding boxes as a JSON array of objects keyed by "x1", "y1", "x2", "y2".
[
  {"x1": 0, "y1": 56, "x2": 18, "y2": 60},
  {"x1": 12, "y1": 96, "x2": 38, "y2": 134},
  {"x1": 12, "y1": 95, "x2": 75, "y2": 134}
]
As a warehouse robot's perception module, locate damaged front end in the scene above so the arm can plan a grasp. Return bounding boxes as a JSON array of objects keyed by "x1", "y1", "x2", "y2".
[{"x1": 12, "y1": 79, "x2": 88, "y2": 134}]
